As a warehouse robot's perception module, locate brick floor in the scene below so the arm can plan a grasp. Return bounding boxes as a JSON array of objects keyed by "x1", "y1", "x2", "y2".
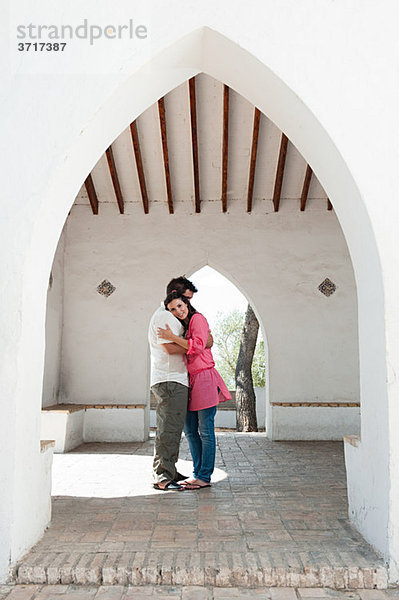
[
  {"x1": 15, "y1": 433, "x2": 388, "y2": 589},
  {"x1": 2, "y1": 587, "x2": 399, "y2": 599}
]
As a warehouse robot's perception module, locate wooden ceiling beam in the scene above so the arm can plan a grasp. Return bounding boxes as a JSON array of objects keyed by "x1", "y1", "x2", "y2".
[
  {"x1": 189, "y1": 77, "x2": 201, "y2": 213},
  {"x1": 84, "y1": 174, "x2": 99, "y2": 215},
  {"x1": 158, "y1": 97, "x2": 174, "y2": 214},
  {"x1": 221, "y1": 85, "x2": 229, "y2": 213},
  {"x1": 327, "y1": 198, "x2": 333, "y2": 210},
  {"x1": 272, "y1": 133, "x2": 288, "y2": 212},
  {"x1": 130, "y1": 120, "x2": 149, "y2": 214},
  {"x1": 247, "y1": 107, "x2": 261, "y2": 213},
  {"x1": 105, "y1": 145, "x2": 124, "y2": 214},
  {"x1": 300, "y1": 164, "x2": 313, "y2": 211}
]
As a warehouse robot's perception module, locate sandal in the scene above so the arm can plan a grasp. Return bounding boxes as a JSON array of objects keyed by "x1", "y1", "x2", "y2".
[
  {"x1": 181, "y1": 478, "x2": 211, "y2": 488},
  {"x1": 179, "y1": 482, "x2": 201, "y2": 490},
  {"x1": 153, "y1": 480, "x2": 183, "y2": 491}
]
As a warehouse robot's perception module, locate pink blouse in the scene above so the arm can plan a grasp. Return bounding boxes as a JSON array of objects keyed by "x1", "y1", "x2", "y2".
[
  {"x1": 185, "y1": 313, "x2": 232, "y2": 411},
  {"x1": 186, "y1": 313, "x2": 215, "y2": 374}
]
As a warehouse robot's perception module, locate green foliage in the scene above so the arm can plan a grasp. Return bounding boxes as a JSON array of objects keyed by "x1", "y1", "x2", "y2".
[{"x1": 212, "y1": 308, "x2": 266, "y2": 390}]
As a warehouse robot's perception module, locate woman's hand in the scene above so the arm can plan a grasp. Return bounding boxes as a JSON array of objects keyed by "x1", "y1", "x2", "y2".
[
  {"x1": 157, "y1": 324, "x2": 189, "y2": 351},
  {"x1": 157, "y1": 324, "x2": 176, "y2": 342}
]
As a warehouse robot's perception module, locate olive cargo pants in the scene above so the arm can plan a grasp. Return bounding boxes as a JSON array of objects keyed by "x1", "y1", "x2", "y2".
[{"x1": 151, "y1": 381, "x2": 188, "y2": 483}]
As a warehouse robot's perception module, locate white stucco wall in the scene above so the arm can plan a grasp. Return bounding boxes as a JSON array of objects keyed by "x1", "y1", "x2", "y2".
[
  {"x1": 42, "y1": 229, "x2": 65, "y2": 408},
  {"x1": 55, "y1": 202, "x2": 358, "y2": 409},
  {"x1": 2, "y1": 0, "x2": 399, "y2": 583}
]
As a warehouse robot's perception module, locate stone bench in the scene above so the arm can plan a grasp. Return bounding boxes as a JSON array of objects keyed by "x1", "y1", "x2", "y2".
[
  {"x1": 150, "y1": 390, "x2": 238, "y2": 410},
  {"x1": 40, "y1": 439, "x2": 55, "y2": 453},
  {"x1": 41, "y1": 404, "x2": 147, "y2": 453},
  {"x1": 267, "y1": 401, "x2": 361, "y2": 441},
  {"x1": 150, "y1": 388, "x2": 266, "y2": 429}
]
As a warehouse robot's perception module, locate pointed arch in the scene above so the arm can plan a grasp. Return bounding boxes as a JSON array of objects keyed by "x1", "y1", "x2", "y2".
[
  {"x1": 188, "y1": 263, "x2": 269, "y2": 431},
  {"x1": 8, "y1": 26, "x2": 389, "y2": 575}
]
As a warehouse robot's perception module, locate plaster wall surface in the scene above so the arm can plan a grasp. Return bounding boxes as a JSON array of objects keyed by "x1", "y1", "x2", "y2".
[
  {"x1": 1, "y1": 0, "x2": 399, "y2": 581},
  {"x1": 42, "y1": 229, "x2": 65, "y2": 408},
  {"x1": 58, "y1": 202, "x2": 358, "y2": 410}
]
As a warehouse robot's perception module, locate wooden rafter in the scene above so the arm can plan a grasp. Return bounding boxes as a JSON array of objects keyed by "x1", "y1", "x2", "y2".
[
  {"x1": 130, "y1": 120, "x2": 149, "y2": 214},
  {"x1": 189, "y1": 77, "x2": 201, "y2": 213},
  {"x1": 158, "y1": 97, "x2": 174, "y2": 214},
  {"x1": 327, "y1": 198, "x2": 333, "y2": 211},
  {"x1": 247, "y1": 108, "x2": 261, "y2": 213},
  {"x1": 105, "y1": 145, "x2": 124, "y2": 214},
  {"x1": 221, "y1": 85, "x2": 229, "y2": 213},
  {"x1": 300, "y1": 165, "x2": 313, "y2": 211},
  {"x1": 272, "y1": 133, "x2": 288, "y2": 212},
  {"x1": 84, "y1": 174, "x2": 99, "y2": 215}
]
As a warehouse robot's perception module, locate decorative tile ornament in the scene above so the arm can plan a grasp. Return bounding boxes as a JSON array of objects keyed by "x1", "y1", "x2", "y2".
[
  {"x1": 318, "y1": 278, "x2": 336, "y2": 297},
  {"x1": 97, "y1": 280, "x2": 116, "y2": 297}
]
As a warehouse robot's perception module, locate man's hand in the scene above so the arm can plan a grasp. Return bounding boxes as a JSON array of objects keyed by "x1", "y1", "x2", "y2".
[{"x1": 206, "y1": 330, "x2": 213, "y2": 349}]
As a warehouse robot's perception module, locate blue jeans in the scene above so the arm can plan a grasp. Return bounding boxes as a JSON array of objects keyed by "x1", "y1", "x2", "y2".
[{"x1": 184, "y1": 406, "x2": 217, "y2": 483}]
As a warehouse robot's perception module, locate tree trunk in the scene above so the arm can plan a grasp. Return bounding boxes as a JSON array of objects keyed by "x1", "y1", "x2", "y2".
[{"x1": 235, "y1": 304, "x2": 259, "y2": 432}]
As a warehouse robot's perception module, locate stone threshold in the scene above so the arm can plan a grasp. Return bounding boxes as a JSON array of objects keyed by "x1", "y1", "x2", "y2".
[{"x1": 15, "y1": 551, "x2": 388, "y2": 589}]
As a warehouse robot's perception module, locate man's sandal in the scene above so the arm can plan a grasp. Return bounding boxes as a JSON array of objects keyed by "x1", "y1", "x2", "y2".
[{"x1": 153, "y1": 480, "x2": 183, "y2": 491}]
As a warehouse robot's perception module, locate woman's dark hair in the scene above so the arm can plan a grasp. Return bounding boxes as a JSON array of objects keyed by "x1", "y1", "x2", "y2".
[{"x1": 164, "y1": 291, "x2": 197, "y2": 333}]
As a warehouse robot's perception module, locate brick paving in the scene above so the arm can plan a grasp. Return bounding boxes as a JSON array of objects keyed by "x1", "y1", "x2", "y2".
[
  {"x1": 2, "y1": 586, "x2": 399, "y2": 599},
  {"x1": 15, "y1": 433, "x2": 387, "y2": 589}
]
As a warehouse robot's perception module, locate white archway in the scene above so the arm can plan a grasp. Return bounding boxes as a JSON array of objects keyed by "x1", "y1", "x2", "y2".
[
  {"x1": 187, "y1": 263, "x2": 269, "y2": 431},
  {"x1": 2, "y1": 27, "x2": 391, "y2": 579}
]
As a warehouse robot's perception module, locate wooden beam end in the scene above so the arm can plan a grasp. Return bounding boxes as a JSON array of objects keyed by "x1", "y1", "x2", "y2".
[{"x1": 84, "y1": 174, "x2": 99, "y2": 216}]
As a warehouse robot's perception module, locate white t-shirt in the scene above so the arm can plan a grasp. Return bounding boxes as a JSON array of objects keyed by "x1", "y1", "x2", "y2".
[{"x1": 148, "y1": 304, "x2": 189, "y2": 387}]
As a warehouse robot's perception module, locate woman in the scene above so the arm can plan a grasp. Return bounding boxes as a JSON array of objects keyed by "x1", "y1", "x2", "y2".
[{"x1": 157, "y1": 292, "x2": 231, "y2": 488}]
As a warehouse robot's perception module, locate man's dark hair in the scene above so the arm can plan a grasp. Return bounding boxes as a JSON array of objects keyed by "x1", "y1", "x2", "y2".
[{"x1": 166, "y1": 276, "x2": 198, "y2": 296}]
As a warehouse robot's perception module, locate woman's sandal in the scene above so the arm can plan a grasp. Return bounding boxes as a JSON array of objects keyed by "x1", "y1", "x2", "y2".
[
  {"x1": 180, "y1": 482, "x2": 201, "y2": 490},
  {"x1": 181, "y1": 478, "x2": 211, "y2": 489}
]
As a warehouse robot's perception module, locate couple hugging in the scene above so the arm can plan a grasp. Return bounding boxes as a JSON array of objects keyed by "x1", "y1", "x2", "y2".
[{"x1": 148, "y1": 276, "x2": 231, "y2": 491}]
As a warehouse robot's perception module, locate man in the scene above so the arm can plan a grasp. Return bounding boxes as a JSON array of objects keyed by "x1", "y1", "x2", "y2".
[{"x1": 148, "y1": 276, "x2": 200, "y2": 491}]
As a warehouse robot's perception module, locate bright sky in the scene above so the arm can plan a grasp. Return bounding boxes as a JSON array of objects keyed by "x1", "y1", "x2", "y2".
[{"x1": 189, "y1": 266, "x2": 248, "y2": 332}]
